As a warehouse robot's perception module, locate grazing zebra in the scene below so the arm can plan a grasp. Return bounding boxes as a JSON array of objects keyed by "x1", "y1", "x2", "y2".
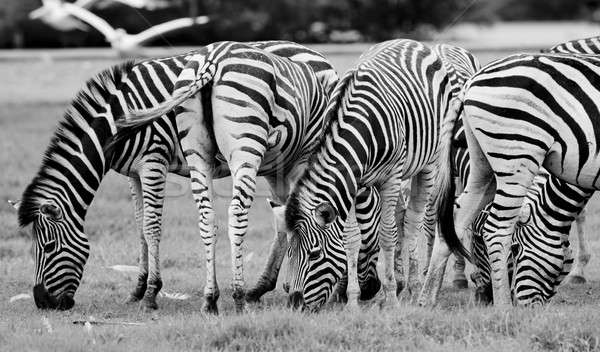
[
  {"x1": 14, "y1": 41, "x2": 337, "y2": 311},
  {"x1": 419, "y1": 39, "x2": 599, "y2": 306},
  {"x1": 111, "y1": 41, "x2": 338, "y2": 313},
  {"x1": 443, "y1": 52, "x2": 600, "y2": 306},
  {"x1": 270, "y1": 39, "x2": 466, "y2": 311}
]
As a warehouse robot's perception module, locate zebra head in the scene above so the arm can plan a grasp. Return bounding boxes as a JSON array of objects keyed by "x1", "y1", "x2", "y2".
[
  {"x1": 509, "y1": 190, "x2": 575, "y2": 306},
  {"x1": 271, "y1": 195, "x2": 346, "y2": 311},
  {"x1": 13, "y1": 196, "x2": 90, "y2": 310},
  {"x1": 471, "y1": 174, "x2": 579, "y2": 306}
]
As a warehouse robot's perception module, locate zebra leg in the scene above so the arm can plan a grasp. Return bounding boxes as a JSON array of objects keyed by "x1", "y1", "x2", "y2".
[
  {"x1": 139, "y1": 162, "x2": 168, "y2": 310},
  {"x1": 450, "y1": 178, "x2": 468, "y2": 289},
  {"x1": 419, "y1": 123, "x2": 495, "y2": 307},
  {"x1": 246, "y1": 175, "x2": 296, "y2": 303},
  {"x1": 566, "y1": 209, "x2": 590, "y2": 284},
  {"x1": 356, "y1": 186, "x2": 382, "y2": 302},
  {"x1": 393, "y1": 183, "x2": 408, "y2": 295},
  {"x1": 227, "y1": 163, "x2": 260, "y2": 313},
  {"x1": 175, "y1": 94, "x2": 221, "y2": 314},
  {"x1": 189, "y1": 166, "x2": 219, "y2": 314},
  {"x1": 126, "y1": 176, "x2": 148, "y2": 303},
  {"x1": 342, "y1": 206, "x2": 362, "y2": 310},
  {"x1": 402, "y1": 168, "x2": 435, "y2": 298},
  {"x1": 452, "y1": 255, "x2": 468, "y2": 289},
  {"x1": 379, "y1": 177, "x2": 404, "y2": 307}
]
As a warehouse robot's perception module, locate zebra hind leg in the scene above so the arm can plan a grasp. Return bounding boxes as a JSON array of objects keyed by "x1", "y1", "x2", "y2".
[
  {"x1": 227, "y1": 161, "x2": 261, "y2": 313},
  {"x1": 139, "y1": 162, "x2": 168, "y2": 310},
  {"x1": 126, "y1": 176, "x2": 149, "y2": 303}
]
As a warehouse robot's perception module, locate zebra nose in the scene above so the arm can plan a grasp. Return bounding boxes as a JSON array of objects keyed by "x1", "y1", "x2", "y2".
[
  {"x1": 288, "y1": 291, "x2": 304, "y2": 310},
  {"x1": 57, "y1": 292, "x2": 75, "y2": 310},
  {"x1": 33, "y1": 284, "x2": 58, "y2": 309}
]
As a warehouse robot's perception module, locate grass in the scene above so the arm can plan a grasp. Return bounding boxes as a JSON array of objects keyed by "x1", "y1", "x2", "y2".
[{"x1": 2, "y1": 47, "x2": 600, "y2": 351}]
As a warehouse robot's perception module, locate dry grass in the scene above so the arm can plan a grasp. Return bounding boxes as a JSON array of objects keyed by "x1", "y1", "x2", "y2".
[{"x1": 2, "y1": 48, "x2": 600, "y2": 351}]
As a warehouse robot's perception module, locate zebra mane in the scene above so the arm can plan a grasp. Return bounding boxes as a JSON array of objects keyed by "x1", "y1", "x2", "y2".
[
  {"x1": 285, "y1": 70, "x2": 356, "y2": 229},
  {"x1": 18, "y1": 60, "x2": 137, "y2": 227}
]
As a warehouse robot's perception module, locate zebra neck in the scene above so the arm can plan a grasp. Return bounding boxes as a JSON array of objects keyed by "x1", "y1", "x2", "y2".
[{"x1": 300, "y1": 150, "x2": 361, "y2": 222}]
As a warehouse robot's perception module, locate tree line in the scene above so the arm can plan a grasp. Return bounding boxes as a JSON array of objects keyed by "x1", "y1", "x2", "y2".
[{"x1": 0, "y1": 0, "x2": 593, "y2": 48}]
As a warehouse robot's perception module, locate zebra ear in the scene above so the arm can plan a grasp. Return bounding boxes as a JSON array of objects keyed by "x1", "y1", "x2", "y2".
[
  {"x1": 40, "y1": 202, "x2": 62, "y2": 221},
  {"x1": 8, "y1": 199, "x2": 21, "y2": 211},
  {"x1": 314, "y1": 202, "x2": 337, "y2": 227},
  {"x1": 267, "y1": 198, "x2": 288, "y2": 233}
]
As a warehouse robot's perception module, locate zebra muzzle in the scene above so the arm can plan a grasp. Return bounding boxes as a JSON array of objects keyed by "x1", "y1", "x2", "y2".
[
  {"x1": 287, "y1": 291, "x2": 304, "y2": 310},
  {"x1": 33, "y1": 284, "x2": 74, "y2": 310}
]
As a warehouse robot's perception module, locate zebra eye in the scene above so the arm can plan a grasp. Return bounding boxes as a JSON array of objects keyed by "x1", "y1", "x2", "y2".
[
  {"x1": 43, "y1": 240, "x2": 56, "y2": 253},
  {"x1": 309, "y1": 246, "x2": 322, "y2": 261}
]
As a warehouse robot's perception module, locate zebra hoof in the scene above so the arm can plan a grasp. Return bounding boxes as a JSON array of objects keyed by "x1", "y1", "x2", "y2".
[
  {"x1": 452, "y1": 279, "x2": 469, "y2": 289},
  {"x1": 566, "y1": 275, "x2": 587, "y2": 285},
  {"x1": 395, "y1": 281, "x2": 405, "y2": 296},
  {"x1": 140, "y1": 297, "x2": 158, "y2": 311},
  {"x1": 474, "y1": 285, "x2": 493, "y2": 305},
  {"x1": 244, "y1": 290, "x2": 262, "y2": 304},
  {"x1": 360, "y1": 277, "x2": 381, "y2": 301},
  {"x1": 203, "y1": 300, "x2": 219, "y2": 315}
]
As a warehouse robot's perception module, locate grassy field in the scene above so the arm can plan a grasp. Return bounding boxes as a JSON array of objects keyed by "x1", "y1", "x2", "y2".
[{"x1": 2, "y1": 47, "x2": 600, "y2": 351}]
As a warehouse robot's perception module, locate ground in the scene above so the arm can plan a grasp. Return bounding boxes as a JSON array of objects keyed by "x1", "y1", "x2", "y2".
[{"x1": 1, "y1": 46, "x2": 600, "y2": 351}]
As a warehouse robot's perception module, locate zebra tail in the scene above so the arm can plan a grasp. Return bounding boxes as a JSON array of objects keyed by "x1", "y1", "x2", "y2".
[
  {"x1": 435, "y1": 97, "x2": 471, "y2": 261},
  {"x1": 105, "y1": 57, "x2": 216, "y2": 154}
]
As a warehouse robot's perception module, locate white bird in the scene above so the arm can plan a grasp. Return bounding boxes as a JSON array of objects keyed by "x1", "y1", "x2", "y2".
[
  {"x1": 29, "y1": 0, "x2": 210, "y2": 56},
  {"x1": 29, "y1": 0, "x2": 96, "y2": 31},
  {"x1": 95, "y1": 0, "x2": 172, "y2": 10}
]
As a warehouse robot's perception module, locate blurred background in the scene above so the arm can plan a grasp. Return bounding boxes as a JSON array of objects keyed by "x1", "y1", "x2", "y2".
[{"x1": 2, "y1": 0, "x2": 600, "y2": 49}]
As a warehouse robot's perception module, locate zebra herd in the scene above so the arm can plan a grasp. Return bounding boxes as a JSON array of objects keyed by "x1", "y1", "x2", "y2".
[{"x1": 11, "y1": 36, "x2": 600, "y2": 312}]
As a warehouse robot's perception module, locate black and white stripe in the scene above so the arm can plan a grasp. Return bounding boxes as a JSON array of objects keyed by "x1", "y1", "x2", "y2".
[
  {"x1": 113, "y1": 41, "x2": 335, "y2": 313},
  {"x1": 16, "y1": 41, "x2": 337, "y2": 310},
  {"x1": 446, "y1": 52, "x2": 600, "y2": 306},
  {"x1": 277, "y1": 39, "x2": 462, "y2": 310}
]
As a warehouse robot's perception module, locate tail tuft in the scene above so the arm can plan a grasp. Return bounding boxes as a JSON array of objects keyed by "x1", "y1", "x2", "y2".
[{"x1": 435, "y1": 98, "x2": 471, "y2": 261}]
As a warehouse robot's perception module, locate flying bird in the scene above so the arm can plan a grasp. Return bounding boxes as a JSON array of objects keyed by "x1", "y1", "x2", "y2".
[{"x1": 29, "y1": 0, "x2": 210, "y2": 56}]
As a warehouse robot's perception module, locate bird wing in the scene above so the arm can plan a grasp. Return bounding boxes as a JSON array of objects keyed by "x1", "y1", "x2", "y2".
[
  {"x1": 74, "y1": 0, "x2": 100, "y2": 9},
  {"x1": 62, "y1": 3, "x2": 117, "y2": 40},
  {"x1": 129, "y1": 16, "x2": 209, "y2": 45}
]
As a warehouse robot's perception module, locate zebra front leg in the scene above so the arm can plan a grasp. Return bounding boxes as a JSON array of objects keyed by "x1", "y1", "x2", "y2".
[
  {"x1": 342, "y1": 206, "x2": 361, "y2": 309},
  {"x1": 245, "y1": 226, "x2": 287, "y2": 303},
  {"x1": 126, "y1": 176, "x2": 148, "y2": 303},
  {"x1": 356, "y1": 186, "x2": 382, "y2": 302},
  {"x1": 566, "y1": 209, "x2": 590, "y2": 284},
  {"x1": 246, "y1": 176, "x2": 295, "y2": 303},
  {"x1": 139, "y1": 162, "x2": 168, "y2": 310}
]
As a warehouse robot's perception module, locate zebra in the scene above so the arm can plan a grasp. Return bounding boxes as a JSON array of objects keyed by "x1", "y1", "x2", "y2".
[
  {"x1": 14, "y1": 41, "x2": 338, "y2": 311},
  {"x1": 109, "y1": 41, "x2": 342, "y2": 313},
  {"x1": 441, "y1": 52, "x2": 600, "y2": 307},
  {"x1": 269, "y1": 39, "x2": 466, "y2": 311},
  {"x1": 419, "y1": 39, "x2": 599, "y2": 306}
]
